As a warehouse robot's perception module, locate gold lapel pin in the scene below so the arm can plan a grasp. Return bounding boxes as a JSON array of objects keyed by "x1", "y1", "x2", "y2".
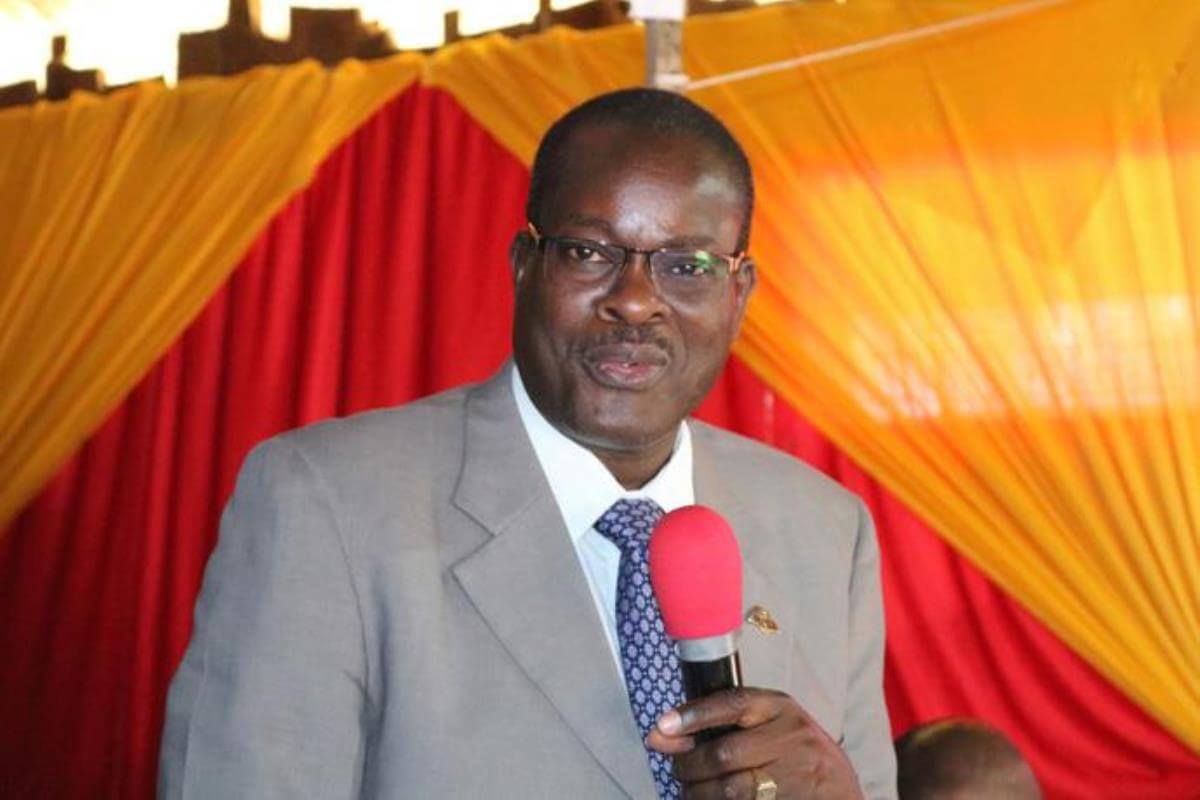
[{"x1": 745, "y1": 604, "x2": 779, "y2": 634}]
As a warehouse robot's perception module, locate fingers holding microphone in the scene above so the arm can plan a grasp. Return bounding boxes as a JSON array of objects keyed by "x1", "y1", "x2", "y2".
[{"x1": 646, "y1": 687, "x2": 864, "y2": 799}]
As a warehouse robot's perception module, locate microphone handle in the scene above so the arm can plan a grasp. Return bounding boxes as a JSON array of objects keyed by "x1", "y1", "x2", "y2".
[{"x1": 679, "y1": 651, "x2": 743, "y2": 743}]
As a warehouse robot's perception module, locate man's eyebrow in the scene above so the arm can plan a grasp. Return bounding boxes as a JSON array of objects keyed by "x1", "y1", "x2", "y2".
[
  {"x1": 659, "y1": 235, "x2": 721, "y2": 249},
  {"x1": 558, "y1": 216, "x2": 723, "y2": 249}
]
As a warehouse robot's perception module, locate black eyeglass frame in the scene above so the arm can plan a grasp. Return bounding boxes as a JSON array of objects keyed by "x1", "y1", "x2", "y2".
[{"x1": 525, "y1": 222, "x2": 750, "y2": 286}]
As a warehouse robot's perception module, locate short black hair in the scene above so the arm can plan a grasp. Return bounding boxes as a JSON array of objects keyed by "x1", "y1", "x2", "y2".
[
  {"x1": 526, "y1": 88, "x2": 755, "y2": 249},
  {"x1": 895, "y1": 720, "x2": 1041, "y2": 800}
]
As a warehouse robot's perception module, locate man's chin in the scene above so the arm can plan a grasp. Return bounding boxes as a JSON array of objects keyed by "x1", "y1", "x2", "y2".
[{"x1": 561, "y1": 412, "x2": 678, "y2": 456}]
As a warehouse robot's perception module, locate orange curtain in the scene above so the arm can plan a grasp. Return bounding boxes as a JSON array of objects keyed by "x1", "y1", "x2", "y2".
[
  {"x1": 688, "y1": 0, "x2": 1200, "y2": 749},
  {"x1": 1, "y1": 0, "x2": 1197, "y2": 753},
  {"x1": 0, "y1": 56, "x2": 421, "y2": 527}
]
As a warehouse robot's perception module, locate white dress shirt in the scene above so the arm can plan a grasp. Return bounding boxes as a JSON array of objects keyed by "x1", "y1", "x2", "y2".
[{"x1": 511, "y1": 366, "x2": 695, "y2": 673}]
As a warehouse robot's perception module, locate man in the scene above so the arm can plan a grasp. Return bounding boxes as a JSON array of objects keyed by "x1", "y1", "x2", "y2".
[
  {"x1": 895, "y1": 720, "x2": 1041, "y2": 800},
  {"x1": 160, "y1": 88, "x2": 896, "y2": 799}
]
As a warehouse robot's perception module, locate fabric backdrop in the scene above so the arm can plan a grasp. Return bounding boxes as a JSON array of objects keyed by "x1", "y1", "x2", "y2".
[
  {"x1": 0, "y1": 55, "x2": 421, "y2": 526},
  {"x1": 2, "y1": 1, "x2": 1198, "y2": 751},
  {"x1": 3, "y1": 83, "x2": 1198, "y2": 799}
]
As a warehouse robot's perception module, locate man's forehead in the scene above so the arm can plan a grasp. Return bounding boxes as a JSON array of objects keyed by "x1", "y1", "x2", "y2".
[
  {"x1": 556, "y1": 122, "x2": 721, "y2": 174},
  {"x1": 547, "y1": 123, "x2": 744, "y2": 219},
  {"x1": 548, "y1": 144, "x2": 743, "y2": 246}
]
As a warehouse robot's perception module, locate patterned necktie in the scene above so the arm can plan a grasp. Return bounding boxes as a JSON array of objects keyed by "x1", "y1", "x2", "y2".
[{"x1": 595, "y1": 498, "x2": 684, "y2": 799}]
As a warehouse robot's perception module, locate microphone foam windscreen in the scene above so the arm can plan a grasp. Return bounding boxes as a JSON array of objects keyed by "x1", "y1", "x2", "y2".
[{"x1": 648, "y1": 505, "x2": 743, "y2": 640}]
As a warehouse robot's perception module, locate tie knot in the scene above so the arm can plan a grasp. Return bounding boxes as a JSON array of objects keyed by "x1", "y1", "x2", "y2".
[{"x1": 594, "y1": 498, "x2": 665, "y2": 551}]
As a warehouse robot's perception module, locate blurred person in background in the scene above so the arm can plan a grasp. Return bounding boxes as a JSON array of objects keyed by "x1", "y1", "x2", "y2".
[{"x1": 895, "y1": 719, "x2": 1041, "y2": 800}]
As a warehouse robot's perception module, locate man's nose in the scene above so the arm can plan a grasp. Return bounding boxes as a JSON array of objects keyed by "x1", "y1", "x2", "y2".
[{"x1": 598, "y1": 253, "x2": 669, "y2": 325}]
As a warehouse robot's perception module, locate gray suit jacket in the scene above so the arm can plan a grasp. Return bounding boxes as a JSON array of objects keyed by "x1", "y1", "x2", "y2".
[{"x1": 160, "y1": 366, "x2": 897, "y2": 799}]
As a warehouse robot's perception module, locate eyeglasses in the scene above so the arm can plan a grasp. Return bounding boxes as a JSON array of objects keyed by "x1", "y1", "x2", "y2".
[{"x1": 526, "y1": 222, "x2": 748, "y2": 303}]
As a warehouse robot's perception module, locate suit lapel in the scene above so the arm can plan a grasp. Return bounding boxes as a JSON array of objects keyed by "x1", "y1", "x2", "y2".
[{"x1": 449, "y1": 369, "x2": 659, "y2": 799}]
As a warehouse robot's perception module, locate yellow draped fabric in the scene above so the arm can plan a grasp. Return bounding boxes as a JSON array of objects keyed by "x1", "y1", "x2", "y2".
[
  {"x1": 686, "y1": 0, "x2": 1200, "y2": 751},
  {"x1": 0, "y1": 56, "x2": 422, "y2": 526},
  {"x1": 2, "y1": 0, "x2": 1198, "y2": 753},
  {"x1": 430, "y1": 0, "x2": 1200, "y2": 750}
]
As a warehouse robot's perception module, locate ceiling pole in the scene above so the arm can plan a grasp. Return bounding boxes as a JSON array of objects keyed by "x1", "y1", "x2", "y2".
[
  {"x1": 634, "y1": 1, "x2": 688, "y2": 91},
  {"x1": 228, "y1": 0, "x2": 261, "y2": 31}
]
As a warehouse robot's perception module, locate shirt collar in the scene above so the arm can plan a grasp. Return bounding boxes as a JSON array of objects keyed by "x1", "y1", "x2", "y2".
[{"x1": 512, "y1": 364, "x2": 694, "y2": 543}]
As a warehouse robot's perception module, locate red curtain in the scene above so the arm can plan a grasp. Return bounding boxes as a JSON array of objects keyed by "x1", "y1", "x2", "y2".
[
  {"x1": 1, "y1": 85, "x2": 1197, "y2": 799},
  {"x1": 700, "y1": 367, "x2": 1200, "y2": 797}
]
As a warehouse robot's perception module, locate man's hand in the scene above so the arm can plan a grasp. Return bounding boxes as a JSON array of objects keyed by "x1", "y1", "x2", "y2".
[{"x1": 644, "y1": 687, "x2": 864, "y2": 799}]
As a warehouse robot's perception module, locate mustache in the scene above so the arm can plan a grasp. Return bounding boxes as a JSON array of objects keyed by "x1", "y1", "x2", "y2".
[{"x1": 577, "y1": 326, "x2": 674, "y2": 360}]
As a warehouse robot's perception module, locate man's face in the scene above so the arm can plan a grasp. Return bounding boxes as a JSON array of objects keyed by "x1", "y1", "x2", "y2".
[{"x1": 511, "y1": 124, "x2": 755, "y2": 456}]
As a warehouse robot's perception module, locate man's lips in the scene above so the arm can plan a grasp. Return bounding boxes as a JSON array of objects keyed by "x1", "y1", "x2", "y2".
[{"x1": 582, "y1": 343, "x2": 670, "y2": 389}]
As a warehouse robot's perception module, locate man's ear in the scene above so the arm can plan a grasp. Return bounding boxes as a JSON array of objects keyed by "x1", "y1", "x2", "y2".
[
  {"x1": 733, "y1": 258, "x2": 757, "y2": 323},
  {"x1": 510, "y1": 230, "x2": 534, "y2": 285}
]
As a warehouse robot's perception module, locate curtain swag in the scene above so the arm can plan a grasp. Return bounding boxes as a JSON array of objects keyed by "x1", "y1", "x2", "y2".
[{"x1": 1, "y1": 0, "x2": 1197, "y2": 754}]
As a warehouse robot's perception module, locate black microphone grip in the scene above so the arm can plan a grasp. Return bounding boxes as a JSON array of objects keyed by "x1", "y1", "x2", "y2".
[{"x1": 679, "y1": 651, "x2": 743, "y2": 743}]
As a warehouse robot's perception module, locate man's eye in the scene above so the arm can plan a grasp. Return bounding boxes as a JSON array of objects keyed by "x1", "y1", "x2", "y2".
[
  {"x1": 565, "y1": 244, "x2": 607, "y2": 262},
  {"x1": 664, "y1": 253, "x2": 718, "y2": 277}
]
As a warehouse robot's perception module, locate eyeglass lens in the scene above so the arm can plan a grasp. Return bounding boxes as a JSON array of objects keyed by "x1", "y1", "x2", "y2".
[{"x1": 543, "y1": 237, "x2": 733, "y2": 301}]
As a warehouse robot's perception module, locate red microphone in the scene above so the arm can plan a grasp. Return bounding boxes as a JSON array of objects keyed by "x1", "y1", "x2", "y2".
[{"x1": 649, "y1": 505, "x2": 743, "y2": 740}]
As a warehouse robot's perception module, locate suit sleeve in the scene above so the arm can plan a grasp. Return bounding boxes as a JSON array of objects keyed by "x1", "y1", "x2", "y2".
[
  {"x1": 158, "y1": 438, "x2": 368, "y2": 799},
  {"x1": 844, "y1": 500, "x2": 898, "y2": 799}
]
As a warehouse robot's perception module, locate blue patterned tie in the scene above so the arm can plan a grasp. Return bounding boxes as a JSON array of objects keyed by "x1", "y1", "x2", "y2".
[{"x1": 595, "y1": 498, "x2": 684, "y2": 799}]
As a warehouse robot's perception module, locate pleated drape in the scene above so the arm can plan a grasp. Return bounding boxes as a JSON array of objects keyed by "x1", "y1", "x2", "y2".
[
  {"x1": 5, "y1": 85, "x2": 1196, "y2": 799},
  {"x1": 0, "y1": 55, "x2": 422, "y2": 526},
  {"x1": 691, "y1": 0, "x2": 1200, "y2": 750},
  {"x1": 2, "y1": 0, "x2": 1198, "y2": 757}
]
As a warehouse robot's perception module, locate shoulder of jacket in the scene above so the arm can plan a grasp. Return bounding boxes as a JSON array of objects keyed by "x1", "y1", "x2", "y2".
[
  {"x1": 689, "y1": 418, "x2": 864, "y2": 518},
  {"x1": 250, "y1": 383, "x2": 475, "y2": 474}
]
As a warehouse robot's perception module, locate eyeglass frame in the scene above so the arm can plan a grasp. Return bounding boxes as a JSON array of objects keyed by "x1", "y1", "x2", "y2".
[{"x1": 524, "y1": 222, "x2": 750, "y2": 297}]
